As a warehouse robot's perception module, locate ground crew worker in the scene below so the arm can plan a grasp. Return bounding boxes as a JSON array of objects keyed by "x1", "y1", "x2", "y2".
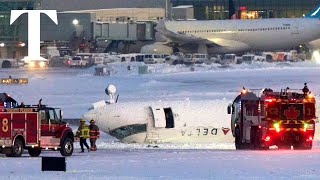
[
  {"x1": 89, "y1": 119, "x2": 100, "y2": 151},
  {"x1": 76, "y1": 118, "x2": 90, "y2": 153}
]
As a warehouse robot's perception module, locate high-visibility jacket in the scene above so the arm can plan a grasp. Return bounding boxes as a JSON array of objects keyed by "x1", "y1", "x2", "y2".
[
  {"x1": 89, "y1": 124, "x2": 100, "y2": 139},
  {"x1": 76, "y1": 124, "x2": 90, "y2": 138}
]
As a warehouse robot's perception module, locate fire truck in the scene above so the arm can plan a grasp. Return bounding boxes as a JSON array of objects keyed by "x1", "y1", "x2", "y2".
[
  {"x1": 228, "y1": 84, "x2": 316, "y2": 150},
  {"x1": 0, "y1": 93, "x2": 74, "y2": 157}
]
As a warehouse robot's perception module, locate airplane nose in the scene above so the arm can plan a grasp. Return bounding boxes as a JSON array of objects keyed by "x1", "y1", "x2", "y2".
[{"x1": 83, "y1": 110, "x2": 96, "y2": 121}]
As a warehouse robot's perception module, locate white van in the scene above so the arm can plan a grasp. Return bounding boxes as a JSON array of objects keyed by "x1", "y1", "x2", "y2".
[
  {"x1": 144, "y1": 54, "x2": 168, "y2": 64},
  {"x1": 183, "y1": 54, "x2": 208, "y2": 64},
  {"x1": 222, "y1": 54, "x2": 237, "y2": 64},
  {"x1": 69, "y1": 56, "x2": 88, "y2": 67},
  {"x1": 241, "y1": 54, "x2": 255, "y2": 64},
  {"x1": 193, "y1": 54, "x2": 209, "y2": 64},
  {"x1": 120, "y1": 53, "x2": 144, "y2": 62}
]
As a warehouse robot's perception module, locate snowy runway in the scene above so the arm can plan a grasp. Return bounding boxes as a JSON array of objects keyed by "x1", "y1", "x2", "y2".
[
  {"x1": 1, "y1": 61, "x2": 320, "y2": 178},
  {"x1": 2, "y1": 148, "x2": 320, "y2": 179}
]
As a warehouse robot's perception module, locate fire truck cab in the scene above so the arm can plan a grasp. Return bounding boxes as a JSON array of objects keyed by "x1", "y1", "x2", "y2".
[
  {"x1": 228, "y1": 85, "x2": 316, "y2": 150},
  {"x1": 0, "y1": 93, "x2": 74, "y2": 157}
]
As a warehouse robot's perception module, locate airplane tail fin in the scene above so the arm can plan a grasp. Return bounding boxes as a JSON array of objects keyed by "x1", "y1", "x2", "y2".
[
  {"x1": 305, "y1": 5, "x2": 320, "y2": 18},
  {"x1": 154, "y1": 20, "x2": 170, "y2": 42},
  {"x1": 155, "y1": 20, "x2": 166, "y2": 31}
]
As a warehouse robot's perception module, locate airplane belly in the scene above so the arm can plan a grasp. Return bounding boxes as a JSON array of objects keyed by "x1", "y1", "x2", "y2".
[{"x1": 84, "y1": 100, "x2": 234, "y2": 144}]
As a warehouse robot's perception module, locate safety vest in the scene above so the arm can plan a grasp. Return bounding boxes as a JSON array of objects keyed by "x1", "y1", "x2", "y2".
[{"x1": 78, "y1": 124, "x2": 90, "y2": 138}]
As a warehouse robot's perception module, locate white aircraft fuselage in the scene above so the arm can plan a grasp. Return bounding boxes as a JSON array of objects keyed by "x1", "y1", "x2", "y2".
[
  {"x1": 157, "y1": 18, "x2": 320, "y2": 54},
  {"x1": 83, "y1": 100, "x2": 233, "y2": 144}
]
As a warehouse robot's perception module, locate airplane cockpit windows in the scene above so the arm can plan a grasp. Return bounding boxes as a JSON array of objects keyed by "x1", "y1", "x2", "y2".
[
  {"x1": 110, "y1": 124, "x2": 147, "y2": 139},
  {"x1": 127, "y1": 124, "x2": 147, "y2": 134},
  {"x1": 111, "y1": 127, "x2": 131, "y2": 139}
]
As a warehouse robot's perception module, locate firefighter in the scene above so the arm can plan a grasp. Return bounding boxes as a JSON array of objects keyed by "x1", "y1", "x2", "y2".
[
  {"x1": 303, "y1": 83, "x2": 309, "y2": 94},
  {"x1": 89, "y1": 119, "x2": 100, "y2": 151},
  {"x1": 76, "y1": 118, "x2": 90, "y2": 153}
]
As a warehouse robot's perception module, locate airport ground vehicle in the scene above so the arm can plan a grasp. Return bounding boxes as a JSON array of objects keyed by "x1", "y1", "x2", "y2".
[
  {"x1": 120, "y1": 53, "x2": 145, "y2": 62},
  {"x1": 228, "y1": 85, "x2": 316, "y2": 150},
  {"x1": 21, "y1": 56, "x2": 49, "y2": 68},
  {"x1": 165, "y1": 52, "x2": 184, "y2": 65},
  {"x1": 209, "y1": 55, "x2": 222, "y2": 64},
  {"x1": 221, "y1": 54, "x2": 237, "y2": 64},
  {"x1": 0, "y1": 59, "x2": 18, "y2": 68},
  {"x1": 183, "y1": 54, "x2": 208, "y2": 65},
  {"x1": 69, "y1": 56, "x2": 88, "y2": 67},
  {"x1": 241, "y1": 54, "x2": 255, "y2": 64},
  {"x1": 144, "y1": 54, "x2": 168, "y2": 64},
  {"x1": 0, "y1": 93, "x2": 74, "y2": 157}
]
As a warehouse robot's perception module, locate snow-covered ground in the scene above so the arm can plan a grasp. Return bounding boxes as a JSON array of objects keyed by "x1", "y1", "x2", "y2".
[{"x1": 1, "y1": 61, "x2": 320, "y2": 179}]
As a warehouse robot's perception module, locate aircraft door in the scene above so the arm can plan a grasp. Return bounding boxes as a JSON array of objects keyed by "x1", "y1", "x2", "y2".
[{"x1": 151, "y1": 107, "x2": 174, "y2": 128}]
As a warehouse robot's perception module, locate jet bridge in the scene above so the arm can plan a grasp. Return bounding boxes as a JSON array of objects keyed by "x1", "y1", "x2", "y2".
[{"x1": 92, "y1": 20, "x2": 155, "y2": 41}]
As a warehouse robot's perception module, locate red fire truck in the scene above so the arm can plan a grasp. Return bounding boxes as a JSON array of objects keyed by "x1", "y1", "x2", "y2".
[
  {"x1": 0, "y1": 93, "x2": 74, "y2": 157},
  {"x1": 228, "y1": 84, "x2": 316, "y2": 150}
]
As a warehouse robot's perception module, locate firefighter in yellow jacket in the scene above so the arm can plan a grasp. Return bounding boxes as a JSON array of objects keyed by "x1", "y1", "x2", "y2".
[
  {"x1": 89, "y1": 119, "x2": 100, "y2": 151},
  {"x1": 76, "y1": 119, "x2": 90, "y2": 153}
]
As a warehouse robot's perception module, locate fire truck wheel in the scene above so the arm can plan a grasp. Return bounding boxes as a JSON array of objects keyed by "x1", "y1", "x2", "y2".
[
  {"x1": 60, "y1": 138, "x2": 73, "y2": 156},
  {"x1": 11, "y1": 139, "x2": 24, "y2": 157},
  {"x1": 28, "y1": 148, "x2": 42, "y2": 157}
]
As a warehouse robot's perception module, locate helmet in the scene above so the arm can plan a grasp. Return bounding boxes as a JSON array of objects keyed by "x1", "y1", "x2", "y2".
[
  {"x1": 90, "y1": 119, "x2": 95, "y2": 123},
  {"x1": 80, "y1": 118, "x2": 86, "y2": 122}
]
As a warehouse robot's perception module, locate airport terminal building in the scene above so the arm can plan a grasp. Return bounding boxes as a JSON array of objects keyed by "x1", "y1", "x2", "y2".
[{"x1": 172, "y1": 0, "x2": 320, "y2": 20}]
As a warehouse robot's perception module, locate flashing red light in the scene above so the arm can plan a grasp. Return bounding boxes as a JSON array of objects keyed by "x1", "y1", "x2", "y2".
[
  {"x1": 258, "y1": 125, "x2": 261, "y2": 129},
  {"x1": 240, "y1": 6, "x2": 246, "y2": 11},
  {"x1": 265, "y1": 136, "x2": 271, "y2": 141},
  {"x1": 264, "y1": 98, "x2": 275, "y2": 103}
]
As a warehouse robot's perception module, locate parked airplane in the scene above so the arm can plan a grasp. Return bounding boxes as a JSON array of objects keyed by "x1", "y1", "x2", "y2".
[
  {"x1": 142, "y1": 5, "x2": 320, "y2": 54},
  {"x1": 83, "y1": 85, "x2": 233, "y2": 144},
  {"x1": 305, "y1": 5, "x2": 320, "y2": 53}
]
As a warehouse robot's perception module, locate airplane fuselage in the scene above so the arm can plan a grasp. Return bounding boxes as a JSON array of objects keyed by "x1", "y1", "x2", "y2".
[
  {"x1": 83, "y1": 100, "x2": 233, "y2": 144},
  {"x1": 161, "y1": 18, "x2": 320, "y2": 54}
]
